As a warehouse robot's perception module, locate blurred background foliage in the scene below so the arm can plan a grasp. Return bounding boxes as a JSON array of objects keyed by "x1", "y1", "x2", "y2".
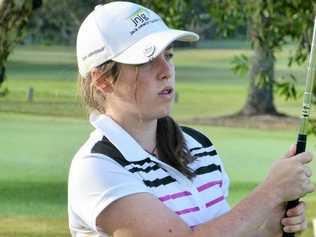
[
  {"x1": 24, "y1": 0, "x2": 247, "y2": 46},
  {"x1": 7, "y1": 0, "x2": 316, "y2": 111}
]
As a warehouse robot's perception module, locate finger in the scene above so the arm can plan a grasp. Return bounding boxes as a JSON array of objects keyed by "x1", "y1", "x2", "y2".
[
  {"x1": 282, "y1": 215, "x2": 305, "y2": 226},
  {"x1": 283, "y1": 221, "x2": 307, "y2": 233},
  {"x1": 298, "y1": 151, "x2": 313, "y2": 164},
  {"x1": 283, "y1": 144, "x2": 297, "y2": 159},
  {"x1": 304, "y1": 166, "x2": 313, "y2": 177},
  {"x1": 304, "y1": 181, "x2": 315, "y2": 193},
  {"x1": 286, "y1": 201, "x2": 305, "y2": 216}
]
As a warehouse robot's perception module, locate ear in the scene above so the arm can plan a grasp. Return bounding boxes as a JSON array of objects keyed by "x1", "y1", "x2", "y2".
[{"x1": 91, "y1": 68, "x2": 114, "y2": 93}]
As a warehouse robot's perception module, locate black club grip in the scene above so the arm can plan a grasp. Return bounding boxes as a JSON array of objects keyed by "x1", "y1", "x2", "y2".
[{"x1": 282, "y1": 134, "x2": 306, "y2": 237}]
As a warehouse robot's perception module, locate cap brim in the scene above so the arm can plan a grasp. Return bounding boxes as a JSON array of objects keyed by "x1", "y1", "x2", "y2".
[{"x1": 111, "y1": 29, "x2": 199, "y2": 65}]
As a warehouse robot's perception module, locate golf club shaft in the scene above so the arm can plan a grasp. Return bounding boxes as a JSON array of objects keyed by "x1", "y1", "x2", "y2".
[{"x1": 282, "y1": 17, "x2": 316, "y2": 237}]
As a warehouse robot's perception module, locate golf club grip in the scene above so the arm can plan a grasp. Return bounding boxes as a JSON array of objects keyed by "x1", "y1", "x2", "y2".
[{"x1": 282, "y1": 134, "x2": 306, "y2": 237}]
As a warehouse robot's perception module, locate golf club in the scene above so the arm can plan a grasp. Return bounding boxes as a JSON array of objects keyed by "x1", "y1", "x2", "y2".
[{"x1": 282, "y1": 16, "x2": 316, "y2": 237}]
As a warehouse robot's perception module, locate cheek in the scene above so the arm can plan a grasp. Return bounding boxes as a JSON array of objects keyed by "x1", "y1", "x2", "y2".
[
  {"x1": 113, "y1": 79, "x2": 137, "y2": 102},
  {"x1": 113, "y1": 66, "x2": 138, "y2": 100},
  {"x1": 134, "y1": 72, "x2": 153, "y2": 96},
  {"x1": 135, "y1": 80, "x2": 153, "y2": 102}
]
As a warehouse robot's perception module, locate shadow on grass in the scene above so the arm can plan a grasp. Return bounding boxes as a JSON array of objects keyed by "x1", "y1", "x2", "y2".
[
  {"x1": 7, "y1": 60, "x2": 76, "y2": 72},
  {"x1": 0, "y1": 181, "x2": 67, "y2": 217}
]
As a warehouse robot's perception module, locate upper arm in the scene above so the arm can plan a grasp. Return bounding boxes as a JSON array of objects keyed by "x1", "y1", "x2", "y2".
[
  {"x1": 96, "y1": 192, "x2": 192, "y2": 237},
  {"x1": 68, "y1": 155, "x2": 151, "y2": 232}
]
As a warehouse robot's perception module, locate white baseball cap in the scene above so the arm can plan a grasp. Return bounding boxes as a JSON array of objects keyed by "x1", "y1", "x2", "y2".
[{"x1": 76, "y1": 1, "x2": 199, "y2": 77}]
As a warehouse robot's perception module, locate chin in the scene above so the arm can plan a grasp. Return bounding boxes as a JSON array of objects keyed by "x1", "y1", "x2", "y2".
[
  {"x1": 142, "y1": 104, "x2": 173, "y2": 120},
  {"x1": 146, "y1": 109, "x2": 171, "y2": 121},
  {"x1": 158, "y1": 112, "x2": 171, "y2": 119},
  {"x1": 157, "y1": 108, "x2": 172, "y2": 119}
]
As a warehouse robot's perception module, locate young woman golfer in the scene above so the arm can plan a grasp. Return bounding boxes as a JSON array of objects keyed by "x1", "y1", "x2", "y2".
[{"x1": 68, "y1": 2, "x2": 314, "y2": 237}]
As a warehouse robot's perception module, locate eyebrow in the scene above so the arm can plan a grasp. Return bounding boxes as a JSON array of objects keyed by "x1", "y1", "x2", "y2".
[{"x1": 166, "y1": 43, "x2": 174, "y2": 50}]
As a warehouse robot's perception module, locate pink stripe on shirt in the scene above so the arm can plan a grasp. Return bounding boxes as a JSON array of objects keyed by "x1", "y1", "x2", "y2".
[
  {"x1": 205, "y1": 195, "x2": 225, "y2": 208},
  {"x1": 159, "y1": 191, "x2": 192, "y2": 202},
  {"x1": 175, "y1": 196, "x2": 224, "y2": 216},
  {"x1": 176, "y1": 206, "x2": 200, "y2": 215},
  {"x1": 197, "y1": 180, "x2": 223, "y2": 192}
]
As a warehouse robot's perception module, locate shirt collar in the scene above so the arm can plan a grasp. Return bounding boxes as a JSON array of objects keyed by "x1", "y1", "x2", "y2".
[{"x1": 89, "y1": 112, "x2": 152, "y2": 162}]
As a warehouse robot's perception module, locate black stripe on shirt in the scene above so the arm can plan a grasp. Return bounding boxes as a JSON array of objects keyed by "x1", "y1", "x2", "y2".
[
  {"x1": 128, "y1": 157, "x2": 153, "y2": 166},
  {"x1": 181, "y1": 126, "x2": 213, "y2": 147},
  {"x1": 194, "y1": 164, "x2": 222, "y2": 175},
  {"x1": 91, "y1": 136, "x2": 129, "y2": 167},
  {"x1": 189, "y1": 147, "x2": 203, "y2": 152},
  {"x1": 128, "y1": 163, "x2": 160, "y2": 173},
  {"x1": 194, "y1": 150, "x2": 217, "y2": 158},
  {"x1": 91, "y1": 138, "x2": 156, "y2": 169},
  {"x1": 143, "y1": 176, "x2": 177, "y2": 187}
]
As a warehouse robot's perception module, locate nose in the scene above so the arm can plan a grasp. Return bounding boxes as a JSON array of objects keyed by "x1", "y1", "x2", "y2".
[{"x1": 156, "y1": 54, "x2": 173, "y2": 80}]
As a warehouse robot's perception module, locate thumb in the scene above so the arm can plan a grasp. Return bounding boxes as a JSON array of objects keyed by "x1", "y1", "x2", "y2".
[{"x1": 282, "y1": 144, "x2": 296, "y2": 159}]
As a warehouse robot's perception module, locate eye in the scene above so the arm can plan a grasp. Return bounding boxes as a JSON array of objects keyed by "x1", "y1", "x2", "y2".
[{"x1": 165, "y1": 52, "x2": 174, "y2": 61}]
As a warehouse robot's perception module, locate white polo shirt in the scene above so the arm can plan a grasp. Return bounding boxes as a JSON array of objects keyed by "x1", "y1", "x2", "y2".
[{"x1": 68, "y1": 113, "x2": 230, "y2": 237}]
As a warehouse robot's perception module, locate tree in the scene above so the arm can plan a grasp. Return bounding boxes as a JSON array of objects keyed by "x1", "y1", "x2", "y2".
[
  {"x1": 26, "y1": 0, "x2": 212, "y2": 45},
  {"x1": 137, "y1": 0, "x2": 211, "y2": 36},
  {"x1": 26, "y1": 0, "x2": 105, "y2": 45},
  {"x1": 206, "y1": 0, "x2": 316, "y2": 116},
  {"x1": 0, "y1": 0, "x2": 41, "y2": 92}
]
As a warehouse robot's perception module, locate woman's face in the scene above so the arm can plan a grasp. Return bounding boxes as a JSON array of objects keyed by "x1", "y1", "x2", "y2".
[{"x1": 107, "y1": 47, "x2": 175, "y2": 121}]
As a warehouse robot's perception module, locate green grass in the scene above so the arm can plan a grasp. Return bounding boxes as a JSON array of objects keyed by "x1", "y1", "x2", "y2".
[
  {"x1": 0, "y1": 114, "x2": 89, "y2": 236},
  {"x1": 0, "y1": 216, "x2": 68, "y2": 237},
  {"x1": 0, "y1": 43, "x2": 316, "y2": 236}
]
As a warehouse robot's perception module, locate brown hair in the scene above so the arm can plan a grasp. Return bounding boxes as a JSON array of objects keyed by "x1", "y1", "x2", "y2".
[
  {"x1": 79, "y1": 62, "x2": 196, "y2": 179},
  {"x1": 157, "y1": 116, "x2": 196, "y2": 178},
  {"x1": 79, "y1": 61, "x2": 121, "y2": 114}
]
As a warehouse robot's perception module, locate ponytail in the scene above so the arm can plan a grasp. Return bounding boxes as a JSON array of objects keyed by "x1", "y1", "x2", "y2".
[{"x1": 156, "y1": 116, "x2": 196, "y2": 179}]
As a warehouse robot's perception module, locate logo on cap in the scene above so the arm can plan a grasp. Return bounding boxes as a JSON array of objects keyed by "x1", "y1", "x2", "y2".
[
  {"x1": 144, "y1": 45, "x2": 156, "y2": 58},
  {"x1": 128, "y1": 8, "x2": 161, "y2": 36},
  {"x1": 129, "y1": 8, "x2": 150, "y2": 27}
]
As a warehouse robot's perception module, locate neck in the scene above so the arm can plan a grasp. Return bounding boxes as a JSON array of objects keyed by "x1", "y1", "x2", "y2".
[{"x1": 106, "y1": 112, "x2": 157, "y2": 153}]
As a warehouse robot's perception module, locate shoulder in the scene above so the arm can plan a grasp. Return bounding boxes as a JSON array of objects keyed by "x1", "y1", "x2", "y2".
[
  {"x1": 181, "y1": 126, "x2": 213, "y2": 148},
  {"x1": 90, "y1": 135, "x2": 129, "y2": 167},
  {"x1": 73, "y1": 130, "x2": 128, "y2": 167}
]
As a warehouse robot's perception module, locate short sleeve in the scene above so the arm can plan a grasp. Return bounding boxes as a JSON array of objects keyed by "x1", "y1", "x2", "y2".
[{"x1": 68, "y1": 154, "x2": 150, "y2": 232}]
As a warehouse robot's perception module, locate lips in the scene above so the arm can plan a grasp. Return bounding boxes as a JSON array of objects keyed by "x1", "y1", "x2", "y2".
[{"x1": 158, "y1": 87, "x2": 173, "y2": 95}]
